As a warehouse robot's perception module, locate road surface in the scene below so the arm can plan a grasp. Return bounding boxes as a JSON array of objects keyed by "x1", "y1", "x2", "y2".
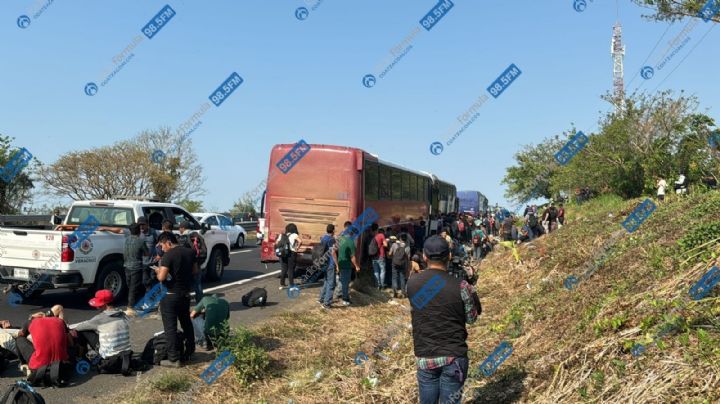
[{"x1": 0, "y1": 245, "x2": 322, "y2": 403}]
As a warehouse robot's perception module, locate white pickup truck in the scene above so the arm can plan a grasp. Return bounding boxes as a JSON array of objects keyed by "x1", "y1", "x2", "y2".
[{"x1": 0, "y1": 199, "x2": 231, "y2": 300}]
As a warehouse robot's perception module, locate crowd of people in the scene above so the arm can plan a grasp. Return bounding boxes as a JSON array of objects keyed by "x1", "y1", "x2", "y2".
[{"x1": 0, "y1": 216, "x2": 230, "y2": 388}]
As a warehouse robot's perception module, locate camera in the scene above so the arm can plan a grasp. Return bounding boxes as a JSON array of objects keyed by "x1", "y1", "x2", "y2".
[{"x1": 448, "y1": 256, "x2": 477, "y2": 285}]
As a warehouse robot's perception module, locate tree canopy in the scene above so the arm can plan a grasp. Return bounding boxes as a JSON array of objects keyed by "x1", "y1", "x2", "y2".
[
  {"x1": 0, "y1": 135, "x2": 35, "y2": 214},
  {"x1": 39, "y1": 127, "x2": 204, "y2": 202},
  {"x1": 503, "y1": 91, "x2": 717, "y2": 204}
]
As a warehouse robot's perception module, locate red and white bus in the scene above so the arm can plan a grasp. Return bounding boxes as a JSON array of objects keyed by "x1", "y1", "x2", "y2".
[{"x1": 259, "y1": 144, "x2": 457, "y2": 264}]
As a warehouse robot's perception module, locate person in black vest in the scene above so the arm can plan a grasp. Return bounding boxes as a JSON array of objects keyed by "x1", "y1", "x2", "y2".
[{"x1": 406, "y1": 235, "x2": 482, "y2": 404}]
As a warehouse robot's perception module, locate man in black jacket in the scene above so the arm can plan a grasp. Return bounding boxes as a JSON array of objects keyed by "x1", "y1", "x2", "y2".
[{"x1": 406, "y1": 235, "x2": 482, "y2": 404}]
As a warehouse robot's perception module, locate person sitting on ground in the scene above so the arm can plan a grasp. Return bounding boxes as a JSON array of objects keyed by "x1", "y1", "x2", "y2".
[
  {"x1": 14, "y1": 310, "x2": 71, "y2": 385},
  {"x1": 190, "y1": 294, "x2": 230, "y2": 350},
  {"x1": 0, "y1": 320, "x2": 20, "y2": 373},
  {"x1": 70, "y1": 290, "x2": 132, "y2": 374}
]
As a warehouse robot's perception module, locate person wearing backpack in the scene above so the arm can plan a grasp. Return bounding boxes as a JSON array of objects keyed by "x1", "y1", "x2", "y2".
[
  {"x1": 179, "y1": 221, "x2": 207, "y2": 304},
  {"x1": 278, "y1": 223, "x2": 302, "y2": 289},
  {"x1": 14, "y1": 313, "x2": 71, "y2": 386},
  {"x1": 389, "y1": 233, "x2": 410, "y2": 299},
  {"x1": 369, "y1": 224, "x2": 387, "y2": 290},
  {"x1": 317, "y1": 224, "x2": 338, "y2": 308},
  {"x1": 70, "y1": 289, "x2": 133, "y2": 375},
  {"x1": 543, "y1": 203, "x2": 559, "y2": 233},
  {"x1": 336, "y1": 221, "x2": 361, "y2": 307},
  {"x1": 471, "y1": 225, "x2": 485, "y2": 262}
]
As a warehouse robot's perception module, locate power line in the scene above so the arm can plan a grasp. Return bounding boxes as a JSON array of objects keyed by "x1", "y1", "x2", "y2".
[
  {"x1": 651, "y1": 23, "x2": 716, "y2": 92},
  {"x1": 626, "y1": 22, "x2": 675, "y2": 90}
]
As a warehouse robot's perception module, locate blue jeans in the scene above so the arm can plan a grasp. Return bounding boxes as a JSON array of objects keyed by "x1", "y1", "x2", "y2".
[
  {"x1": 338, "y1": 267, "x2": 352, "y2": 302},
  {"x1": 372, "y1": 259, "x2": 386, "y2": 289},
  {"x1": 192, "y1": 272, "x2": 203, "y2": 304},
  {"x1": 391, "y1": 265, "x2": 406, "y2": 294},
  {"x1": 417, "y1": 357, "x2": 469, "y2": 404},
  {"x1": 320, "y1": 263, "x2": 336, "y2": 305}
]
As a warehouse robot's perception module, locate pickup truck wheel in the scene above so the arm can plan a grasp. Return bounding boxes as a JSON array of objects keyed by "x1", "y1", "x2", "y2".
[
  {"x1": 236, "y1": 234, "x2": 245, "y2": 249},
  {"x1": 205, "y1": 249, "x2": 224, "y2": 282},
  {"x1": 95, "y1": 262, "x2": 127, "y2": 300}
]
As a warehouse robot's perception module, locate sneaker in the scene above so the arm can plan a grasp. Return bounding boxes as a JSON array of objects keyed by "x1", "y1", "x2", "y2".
[
  {"x1": 342, "y1": 300, "x2": 351, "y2": 306},
  {"x1": 279, "y1": 285, "x2": 286, "y2": 290},
  {"x1": 19, "y1": 364, "x2": 30, "y2": 377},
  {"x1": 160, "y1": 359, "x2": 181, "y2": 368},
  {"x1": 321, "y1": 303, "x2": 332, "y2": 310}
]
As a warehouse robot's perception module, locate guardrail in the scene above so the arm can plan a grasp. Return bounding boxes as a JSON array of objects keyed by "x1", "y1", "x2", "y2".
[{"x1": 234, "y1": 221, "x2": 259, "y2": 229}]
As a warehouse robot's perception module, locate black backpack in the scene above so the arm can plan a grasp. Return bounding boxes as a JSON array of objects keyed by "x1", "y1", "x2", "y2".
[
  {"x1": 391, "y1": 244, "x2": 408, "y2": 267},
  {"x1": 242, "y1": 287, "x2": 267, "y2": 307},
  {"x1": 275, "y1": 234, "x2": 290, "y2": 258},
  {"x1": 528, "y1": 214, "x2": 538, "y2": 227},
  {"x1": 312, "y1": 236, "x2": 331, "y2": 262},
  {"x1": 0, "y1": 381, "x2": 45, "y2": 404},
  {"x1": 27, "y1": 361, "x2": 68, "y2": 388},
  {"x1": 368, "y1": 237, "x2": 379, "y2": 257},
  {"x1": 141, "y1": 331, "x2": 191, "y2": 365},
  {"x1": 548, "y1": 207, "x2": 558, "y2": 221}
]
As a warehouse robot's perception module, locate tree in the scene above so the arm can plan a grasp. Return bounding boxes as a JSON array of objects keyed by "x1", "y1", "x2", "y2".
[
  {"x1": 39, "y1": 128, "x2": 205, "y2": 202},
  {"x1": 632, "y1": 0, "x2": 720, "y2": 22},
  {"x1": 0, "y1": 135, "x2": 35, "y2": 214},
  {"x1": 176, "y1": 199, "x2": 204, "y2": 213},
  {"x1": 231, "y1": 194, "x2": 258, "y2": 217},
  {"x1": 502, "y1": 135, "x2": 565, "y2": 204}
]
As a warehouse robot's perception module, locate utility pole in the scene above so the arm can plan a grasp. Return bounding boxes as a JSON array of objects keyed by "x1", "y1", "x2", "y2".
[{"x1": 611, "y1": 21, "x2": 625, "y2": 114}]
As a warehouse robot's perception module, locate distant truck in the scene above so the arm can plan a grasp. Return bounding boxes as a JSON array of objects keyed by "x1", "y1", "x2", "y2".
[
  {"x1": 458, "y1": 190, "x2": 489, "y2": 216},
  {"x1": 0, "y1": 199, "x2": 231, "y2": 300}
]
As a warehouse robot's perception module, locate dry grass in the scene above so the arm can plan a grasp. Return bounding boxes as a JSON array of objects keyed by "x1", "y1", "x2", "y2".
[{"x1": 125, "y1": 193, "x2": 720, "y2": 403}]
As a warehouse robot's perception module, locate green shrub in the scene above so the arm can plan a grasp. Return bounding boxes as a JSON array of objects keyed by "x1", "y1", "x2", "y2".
[
  {"x1": 152, "y1": 371, "x2": 193, "y2": 393},
  {"x1": 677, "y1": 221, "x2": 720, "y2": 264},
  {"x1": 213, "y1": 322, "x2": 271, "y2": 386}
]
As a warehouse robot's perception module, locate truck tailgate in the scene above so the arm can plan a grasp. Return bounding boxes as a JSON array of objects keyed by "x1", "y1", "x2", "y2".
[{"x1": 0, "y1": 228, "x2": 63, "y2": 270}]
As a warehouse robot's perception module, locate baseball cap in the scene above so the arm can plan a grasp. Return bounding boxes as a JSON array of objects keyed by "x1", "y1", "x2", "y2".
[
  {"x1": 136, "y1": 216, "x2": 148, "y2": 225},
  {"x1": 89, "y1": 289, "x2": 114, "y2": 308},
  {"x1": 423, "y1": 235, "x2": 450, "y2": 260}
]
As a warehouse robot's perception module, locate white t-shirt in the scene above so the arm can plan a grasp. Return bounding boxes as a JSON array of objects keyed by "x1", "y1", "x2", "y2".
[
  {"x1": 657, "y1": 179, "x2": 667, "y2": 195},
  {"x1": 288, "y1": 233, "x2": 300, "y2": 252}
]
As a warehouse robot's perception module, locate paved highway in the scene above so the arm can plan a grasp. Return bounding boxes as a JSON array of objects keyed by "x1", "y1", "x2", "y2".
[{"x1": 0, "y1": 244, "x2": 321, "y2": 403}]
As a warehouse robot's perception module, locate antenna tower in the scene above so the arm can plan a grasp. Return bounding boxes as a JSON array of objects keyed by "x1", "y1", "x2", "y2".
[{"x1": 611, "y1": 21, "x2": 626, "y2": 113}]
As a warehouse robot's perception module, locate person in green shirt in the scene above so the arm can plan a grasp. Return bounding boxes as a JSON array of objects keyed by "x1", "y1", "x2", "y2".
[
  {"x1": 190, "y1": 294, "x2": 229, "y2": 350},
  {"x1": 471, "y1": 225, "x2": 485, "y2": 263},
  {"x1": 336, "y1": 221, "x2": 361, "y2": 307}
]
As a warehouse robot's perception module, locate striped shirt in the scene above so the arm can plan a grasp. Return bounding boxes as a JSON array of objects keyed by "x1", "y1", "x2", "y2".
[{"x1": 71, "y1": 309, "x2": 131, "y2": 358}]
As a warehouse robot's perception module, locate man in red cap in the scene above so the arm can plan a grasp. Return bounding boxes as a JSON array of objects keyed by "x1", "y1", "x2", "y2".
[{"x1": 70, "y1": 289, "x2": 131, "y2": 370}]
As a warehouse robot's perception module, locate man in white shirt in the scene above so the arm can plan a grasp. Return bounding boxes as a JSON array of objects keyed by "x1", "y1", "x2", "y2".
[{"x1": 656, "y1": 177, "x2": 667, "y2": 201}]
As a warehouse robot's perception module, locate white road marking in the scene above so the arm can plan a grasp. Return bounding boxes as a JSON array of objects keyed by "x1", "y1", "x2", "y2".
[
  {"x1": 230, "y1": 250, "x2": 253, "y2": 255},
  {"x1": 203, "y1": 270, "x2": 280, "y2": 293}
]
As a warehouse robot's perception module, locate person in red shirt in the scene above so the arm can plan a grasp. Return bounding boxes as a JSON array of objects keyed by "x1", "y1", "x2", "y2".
[
  {"x1": 14, "y1": 313, "x2": 70, "y2": 385},
  {"x1": 370, "y1": 224, "x2": 388, "y2": 289}
]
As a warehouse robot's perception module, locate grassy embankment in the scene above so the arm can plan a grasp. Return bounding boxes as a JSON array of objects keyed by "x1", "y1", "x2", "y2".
[{"x1": 125, "y1": 192, "x2": 720, "y2": 403}]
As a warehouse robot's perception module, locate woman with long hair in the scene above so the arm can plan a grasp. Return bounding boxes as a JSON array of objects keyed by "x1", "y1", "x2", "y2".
[{"x1": 280, "y1": 223, "x2": 302, "y2": 288}]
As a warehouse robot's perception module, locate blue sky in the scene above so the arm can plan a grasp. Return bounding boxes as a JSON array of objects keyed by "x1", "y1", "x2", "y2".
[{"x1": 2, "y1": 0, "x2": 719, "y2": 212}]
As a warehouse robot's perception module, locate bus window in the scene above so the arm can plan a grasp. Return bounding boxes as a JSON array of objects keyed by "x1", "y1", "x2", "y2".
[
  {"x1": 364, "y1": 161, "x2": 379, "y2": 200},
  {"x1": 410, "y1": 174, "x2": 418, "y2": 201},
  {"x1": 392, "y1": 169, "x2": 402, "y2": 200},
  {"x1": 379, "y1": 164, "x2": 391, "y2": 199},
  {"x1": 402, "y1": 172, "x2": 411, "y2": 200}
]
